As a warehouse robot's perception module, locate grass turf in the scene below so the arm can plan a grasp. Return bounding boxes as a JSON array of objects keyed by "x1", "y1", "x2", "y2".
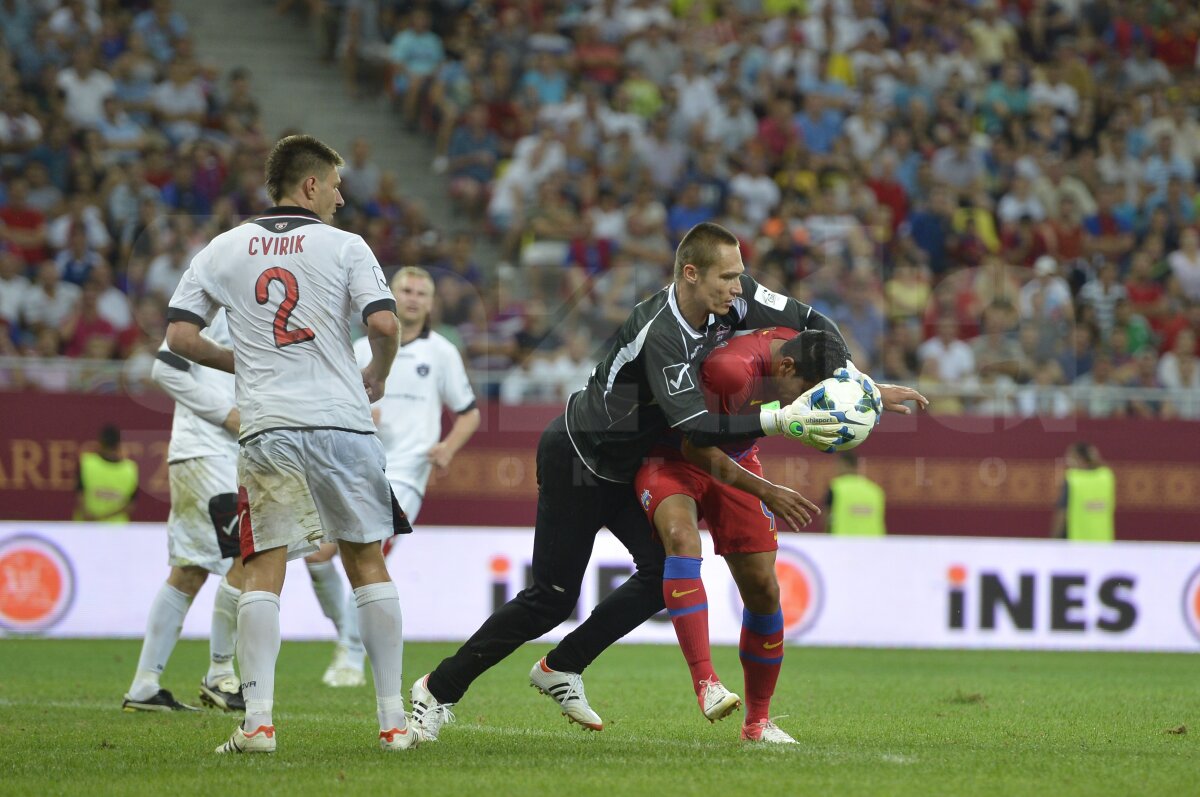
[{"x1": 0, "y1": 639, "x2": 1193, "y2": 796}]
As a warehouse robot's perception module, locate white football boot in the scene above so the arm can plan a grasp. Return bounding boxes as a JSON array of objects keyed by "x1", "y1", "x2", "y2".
[
  {"x1": 529, "y1": 657, "x2": 603, "y2": 731},
  {"x1": 698, "y1": 678, "x2": 741, "y2": 723},
  {"x1": 409, "y1": 674, "x2": 456, "y2": 741}
]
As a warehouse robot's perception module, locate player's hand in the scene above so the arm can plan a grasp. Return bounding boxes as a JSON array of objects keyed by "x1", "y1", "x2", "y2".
[
  {"x1": 761, "y1": 483, "x2": 820, "y2": 531},
  {"x1": 427, "y1": 441, "x2": 454, "y2": 475},
  {"x1": 877, "y1": 383, "x2": 929, "y2": 415},
  {"x1": 362, "y1": 366, "x2": 386, "y2": 402},
  {"x1": 222, "y1": 408, "x2": 240, "y2": 436}
]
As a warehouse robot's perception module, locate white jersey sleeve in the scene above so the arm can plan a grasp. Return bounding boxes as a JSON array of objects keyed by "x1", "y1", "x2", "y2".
[
  {"x1": 154, "y1": 310, "x2": 239, "y2": 463},
  {"x1": 436, "y1": 335, "x2": 477, "y2": 414},
  {"x1": 167, "y1": 255, "x2": 220, "y2": 327},
  {"x1": 344, "y1": 236, "x2": 394, "y2": 322}
]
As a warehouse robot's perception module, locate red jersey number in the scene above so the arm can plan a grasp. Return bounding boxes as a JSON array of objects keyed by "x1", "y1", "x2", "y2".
[{"x1": 255, "y1": 267, "x2": 316, "y2": 348}]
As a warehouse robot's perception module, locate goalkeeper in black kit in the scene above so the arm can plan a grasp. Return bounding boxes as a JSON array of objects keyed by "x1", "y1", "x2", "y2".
[{"x1": 409, "y1": 222, "x2": 848, "y2": 738}]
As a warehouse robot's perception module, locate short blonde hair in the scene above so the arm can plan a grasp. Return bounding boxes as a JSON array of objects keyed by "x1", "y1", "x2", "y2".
[{"x1": 390, "y1": 266, "x2": 434, "y2": 293}]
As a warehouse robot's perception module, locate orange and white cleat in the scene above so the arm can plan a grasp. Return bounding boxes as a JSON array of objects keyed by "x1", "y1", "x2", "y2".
[
  {"x1": 698, "y1": 678, "x2": 741, "y2": 723},
  {"x1": 215, "y1": 724, "x2": 276, "y2": 754},
  {"x1": 741, "y1": 719, "x2": 798, "y2": 744},
  {"x1": 379, "y1": 722, "x2": 422, "y2": 751}
]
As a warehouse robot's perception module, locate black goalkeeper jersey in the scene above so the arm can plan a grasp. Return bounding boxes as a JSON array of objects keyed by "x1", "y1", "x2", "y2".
[{"x1": 564, "y1": 273, "x2": 838, "y2": 483}]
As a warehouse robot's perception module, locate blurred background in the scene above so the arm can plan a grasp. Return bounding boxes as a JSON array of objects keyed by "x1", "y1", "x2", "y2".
[{"x1": 0, "y1": 0, "x2": 1197, "y2": 541}]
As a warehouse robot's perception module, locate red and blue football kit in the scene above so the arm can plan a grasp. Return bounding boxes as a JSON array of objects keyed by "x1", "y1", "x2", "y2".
[{"x1": 634, "y1": 327, "x2": 798, "y2": 556}]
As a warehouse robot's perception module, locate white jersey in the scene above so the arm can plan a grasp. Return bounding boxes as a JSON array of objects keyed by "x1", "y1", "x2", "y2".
[
  {"x1": 354, "y1": 329, "x2": 476, "y2": 495},
  {"x1": 167, "y1": 208, "x2": 395, "y2": 440},
  {"x1": 153, "y1": 309, "x2": 239, "y2": 464}
]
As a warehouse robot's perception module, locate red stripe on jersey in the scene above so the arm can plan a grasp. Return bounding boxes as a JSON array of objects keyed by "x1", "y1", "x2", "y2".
[{"x1": 237, "y1": 486, "x2": 256, "y2": 558}]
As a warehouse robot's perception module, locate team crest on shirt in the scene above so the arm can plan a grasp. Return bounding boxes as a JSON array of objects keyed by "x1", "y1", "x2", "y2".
[
  {"x1": 417, "y1": 363, "x2": 430, "y2": 377},
  {"x1": 641, "y1": 489, "x2": 652, "y2": 510},
  {"x1": 274, "y1": 221, "x2": 288, "y2": 230}
]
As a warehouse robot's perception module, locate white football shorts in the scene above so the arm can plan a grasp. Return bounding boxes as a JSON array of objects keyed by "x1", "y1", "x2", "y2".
[
  {"x1": 237, "y1": 428, "x2": 395, "y2": 560},
  {"x1": 167, "y1": 455, "x2": 238, "y2": 574}
]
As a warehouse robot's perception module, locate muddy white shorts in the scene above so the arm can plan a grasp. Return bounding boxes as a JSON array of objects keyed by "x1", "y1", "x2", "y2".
[
  {"x1": 237, "y1": 429, "x2": 398, "y2": 560},
  {"x1": 167, "y1": 455, "x2": 238, "y2": 573}
]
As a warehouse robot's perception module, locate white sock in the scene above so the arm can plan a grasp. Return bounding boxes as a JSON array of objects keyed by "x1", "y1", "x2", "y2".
[
  {"x1": 128, "y1": 584, "x2": 193, "y2": 700},
  {"x1": 237, "y1": 591, "x2": 281, "y2": 730},
  {"x1": 339, "y1": 589, "x2": 366, "y2": 669},
  {"x1": 307, "y1": 560, "x2": 346, "y2": 634},
  {"x1": 207, "y1": 577, "x2": 241, "y2": 683},
  {"x1": 355, "y1": 581, "x2": 405, "y2": 731}
]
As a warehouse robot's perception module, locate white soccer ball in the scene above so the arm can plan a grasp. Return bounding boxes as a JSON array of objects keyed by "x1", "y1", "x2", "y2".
[{"x1": 800, "y1": 368, "x2": 882, "y2": 452}]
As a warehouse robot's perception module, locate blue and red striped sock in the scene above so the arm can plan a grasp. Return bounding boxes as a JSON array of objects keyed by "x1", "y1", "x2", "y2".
[
  {"x1": 740, "y1": 608, "x2": 784, "y2": 724},
  {"x1": 663, "y1": 556, "x2": 714, "y2": 695}
]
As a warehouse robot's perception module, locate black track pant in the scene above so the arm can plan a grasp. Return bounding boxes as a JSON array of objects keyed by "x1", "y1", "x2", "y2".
[{"x1": 428, "y1": 414, "x2": 665, "y2": 703}]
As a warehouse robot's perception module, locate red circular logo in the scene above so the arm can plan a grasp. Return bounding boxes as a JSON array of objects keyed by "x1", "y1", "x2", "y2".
[
  {"x1": 0, "y1": 536, "x2": 75, "y2": 633},
  {"x1": 775, "y1": 547, "x2": 823, "y2": 638},
  {"x1": 1182, "y1": 565, "x2": 1200, "y2": 644}
]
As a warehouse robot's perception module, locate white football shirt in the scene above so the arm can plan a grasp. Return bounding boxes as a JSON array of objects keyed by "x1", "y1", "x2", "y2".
[
  {"x1": 154, "y1": 309, "x2": 238, "y2": 463},
  {"x1": 354, "y1": 329, "x2": 476, "y2": 495},
  {"x1": 167, "y1": 208, "x2": 395, "y2": 439}
]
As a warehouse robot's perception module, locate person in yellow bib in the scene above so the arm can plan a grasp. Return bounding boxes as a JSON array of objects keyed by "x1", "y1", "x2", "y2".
[
  {"x1": 1052, "y1": 442, "x2": 1115, "y2": 541},
  {"x1": 826, "y1": 452, "x2": 886, "y2": 536},
  {"x1": 74, "y1": 424, "x2": 139, "y2": 523}
]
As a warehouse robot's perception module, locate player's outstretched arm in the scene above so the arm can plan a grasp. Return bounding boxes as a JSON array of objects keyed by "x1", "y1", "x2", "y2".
[
  {"x1": 361, "y1": 308, "x2": 399, "y2": 402},
  {"x1": 152, "y1": 349, "x2": 239, "y2": 434},
  {"x1": 681, "y1": 440, "x2": 819, "y2": 531},
  {"x1": 166, "y1": 320, "x2": 234, "y2": 374}
]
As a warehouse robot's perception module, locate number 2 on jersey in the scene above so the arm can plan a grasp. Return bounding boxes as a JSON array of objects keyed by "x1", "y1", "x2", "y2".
[{"x1": 255, "y1": 267, "x2": 316, "y2": 348}]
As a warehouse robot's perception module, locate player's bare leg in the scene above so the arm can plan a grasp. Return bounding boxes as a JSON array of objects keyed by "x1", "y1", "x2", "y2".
[
  {"x1": 655, "y1": 495, "x2": 741, "y2": 723},
  {"x1": 200, "y1": 556, "x2": 246, "y2": 711},
  {"x1": 339, "y1": 539, "x2": 419, "y2": 750},
  {"x1": 216, "y1": 546, "x2": 286, "y2": 754},
  {"x1": 725, "y1": 551, "x2": 795, "y2": 744},
  {"x1": 305, "y1": 542, "x2": 365, "y2": 686},
  {"x1": 124, "y1": 565, "x2": 209, "y2": 712}
]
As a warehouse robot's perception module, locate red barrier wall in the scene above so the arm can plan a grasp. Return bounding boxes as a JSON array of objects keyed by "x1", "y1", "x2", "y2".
[{"x1": 1, "y1": 392, "x2": 1197, "y2": 541}]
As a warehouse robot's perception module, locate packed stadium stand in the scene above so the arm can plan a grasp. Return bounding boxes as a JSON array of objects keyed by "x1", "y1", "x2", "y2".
[{"x1": 0, "y1": 0, "x2": 1198, "y2": 417}]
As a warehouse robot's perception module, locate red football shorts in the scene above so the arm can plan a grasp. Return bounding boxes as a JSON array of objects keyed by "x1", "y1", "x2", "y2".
[{"x1": 634, "y1": 450, "x2": 778, "y2": 556}]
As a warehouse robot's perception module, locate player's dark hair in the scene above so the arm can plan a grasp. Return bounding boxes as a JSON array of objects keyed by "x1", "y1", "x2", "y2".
[
  {"x1": 98, "y1": 424, "x2": 121, "y2": 449},
  {"x1": 782, "y1": 329, "x2": 850, "y2": 384},
  {"x1": 265, "y1": 135, "x2": 344, "y2": 203},
  {"x1": 674, "y1": 222, "x2": 740, "y2": 279}
]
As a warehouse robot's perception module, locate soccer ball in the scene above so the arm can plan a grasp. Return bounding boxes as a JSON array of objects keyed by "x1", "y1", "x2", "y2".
[{"x1": 800, "y1": 369, "x2": 882, "y2": 452}]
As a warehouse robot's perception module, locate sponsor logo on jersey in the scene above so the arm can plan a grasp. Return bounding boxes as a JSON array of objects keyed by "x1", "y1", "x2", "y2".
[
  {"x1": 753, "y1": 283, "x2": 788, "y2": 311},
  {"x1": 0, "y1": 535, "x2": 75, "y2": 632},
  {"x1": 662, "y1": 362, "x2": 694, "y2": 396},
  {"x1": 274, "y1": 222, "x2": 288, "y2": 231}
]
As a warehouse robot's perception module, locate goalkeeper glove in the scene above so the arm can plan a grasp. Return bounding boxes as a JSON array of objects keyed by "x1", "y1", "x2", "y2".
[{"x1": 759, "y1": 396, "x2": 845, "y2": 450}]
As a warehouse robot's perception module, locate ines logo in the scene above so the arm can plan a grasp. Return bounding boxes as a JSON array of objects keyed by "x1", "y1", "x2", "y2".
[{"x1": 946, "y1": 565, "x2": 1137, "y2": 633}]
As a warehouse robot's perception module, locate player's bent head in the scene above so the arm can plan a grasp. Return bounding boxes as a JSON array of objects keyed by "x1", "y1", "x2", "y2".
[
  {"x1": 674, "y1": 221, "x2": 740, "y2": 280},
  {"x1": 784, "y1": 329, "x2": 851, "y2": 385},
  {"x1": 265, "y1": 135, "x2": 345, "y2": 203}
]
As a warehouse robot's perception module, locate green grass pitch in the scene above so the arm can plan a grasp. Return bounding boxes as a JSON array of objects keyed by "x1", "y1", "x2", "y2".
[{"x1": 0, "y1": 639, "x2": 1194, "y2": 796}]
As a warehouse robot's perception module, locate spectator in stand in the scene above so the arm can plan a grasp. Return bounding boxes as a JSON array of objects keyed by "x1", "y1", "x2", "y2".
[
  {"x1": 0, "y1": 178, "x2": 48, "y2": 266},
  {"x1": 389, "y1": 9, "x2": 444, "y2": 128},
  {"x1": 1124, "y1": 249, "x2": 1167, "y2": 320},
  {"x1": 1168, "y1": 228, "x2": 1200, "y2": 302},
  {"x1": 1074, "y1": 352, "x2": 1128, "y2": 418},
  {"x1": 1079, "y1": 260, "x2": 1128, "y2": 341},
  {"x1": 132, "y1": 0, "x2": 188, "y2": 65},
  {"x1": 832, "y1": 272, "x2": 886, "y2": 370},
  {"x1": 971, "y1": 301, "x2": 1025, "y2": 385},
  {"x1": 340, "y1": 137, "x2": 382, "y2": 209},
  {"x1": 23, "y1": 259, "x2": 81, "y2": 334},
  {"x1": 0, "y1": 251, "x2": 30, "y2": 336},
  {"x1": 152, "y1": 60, "x2": 206, "y2": 146},
  {"x1": 1084, "y1": 183, "x2": 1136, "y2": 266},
  {"x1": 54, "y1": 224, "x2": 105, "y2": 287},
  {"x1": 446, "y1": 106, "x2": 499, "y2": 215},
  {"x1": 56, "y1": 47, "x2": 115, "y2": 131},
  {"x1": 918, "y1": 314, "x2": 977, "y2": 386},
  {"x1": 1015, "y1": 360, "x2": 1073, "y2": 419}
]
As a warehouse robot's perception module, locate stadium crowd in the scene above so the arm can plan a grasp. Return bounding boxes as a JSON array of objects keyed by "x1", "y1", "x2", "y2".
[{"x1": 1, "y1": 0, "x2": 1199, "y2": 418}]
